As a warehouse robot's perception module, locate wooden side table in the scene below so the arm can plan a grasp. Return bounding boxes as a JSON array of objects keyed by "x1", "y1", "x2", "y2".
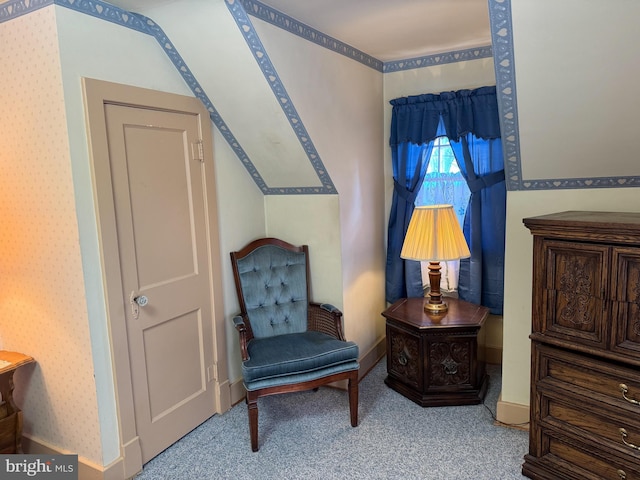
[
  {"x1": 0, "y1": 351, "x2": 35, "y2": 454},
  {"x1": 382, "y1": 297, "x2": 489, "y2": 407}
]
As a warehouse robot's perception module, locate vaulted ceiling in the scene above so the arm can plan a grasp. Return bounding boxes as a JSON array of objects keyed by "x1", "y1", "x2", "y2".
[{"x1": 105, "y1": 0, "x2": 491, "y2": 61}]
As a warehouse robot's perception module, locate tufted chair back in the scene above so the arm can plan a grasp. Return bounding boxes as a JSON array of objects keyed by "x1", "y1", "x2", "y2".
[{"x1": 233, "y1": 241, "x2": 310, "y2": 338}]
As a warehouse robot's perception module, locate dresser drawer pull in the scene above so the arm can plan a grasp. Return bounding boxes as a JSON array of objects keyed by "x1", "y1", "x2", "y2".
[
  {"x1": 619, "y1": 428, "x2": 640, "y2": 451},
  {"x1": 619, "y1": 384, "x2": 640, "y2": 406},
  {"x1": 617, "y1": 469, "x2": 627, "y2": 479}
]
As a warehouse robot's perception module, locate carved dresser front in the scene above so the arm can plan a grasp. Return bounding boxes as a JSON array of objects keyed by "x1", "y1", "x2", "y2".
[{"x1": 524, "y1": 211, "x2": 640, "y2": 480}]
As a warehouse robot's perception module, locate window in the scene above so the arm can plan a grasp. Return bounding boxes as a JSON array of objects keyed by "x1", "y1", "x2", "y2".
[{"x1": 415, "y1": 137, "x2": 470, "y2": 292}]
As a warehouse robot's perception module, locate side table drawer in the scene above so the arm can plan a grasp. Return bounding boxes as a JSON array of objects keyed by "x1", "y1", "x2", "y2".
[
  {"x1": 428, "y1": 338, "x2": 473, "y2": 388},
  {"x1": 0, "y1": 412, "x2": 18, "y2": 454},
  {"x1": 386, "y1": 322, "x2": 422, "y2": 390}
]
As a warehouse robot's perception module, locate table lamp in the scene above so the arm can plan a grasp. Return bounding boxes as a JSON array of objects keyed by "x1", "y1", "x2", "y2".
[{"x1": 400, "y1": 204, "x2": 471, "y2": 314}]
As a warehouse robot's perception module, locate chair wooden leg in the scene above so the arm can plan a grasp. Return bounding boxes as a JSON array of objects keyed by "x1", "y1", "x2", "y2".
[
  {"x1": 246, "y1": 391, "x2": 259, "y2": 452},
  {"x1": 348, "y1": 372, "x2": 358, "y2": 427}
]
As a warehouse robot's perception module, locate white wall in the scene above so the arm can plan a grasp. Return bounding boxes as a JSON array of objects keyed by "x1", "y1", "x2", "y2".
[
  {"x1": 501, "y1": 0, "x2": 640, "y2": 411},
  {"x1": 214, "y1": 128, "x2": 266, "y2": 382},
  {"x1": 143, "y1": 0, "x2": 387, "y2": 378},
  {"x1": 142, "y1": 0, "x2": 321, "y2": 189},
  {"x1": 1, "y1": 2, "x2": 267, "y2": 468},
  {"x1": 0, "y1": 6, "x2": 104, "y2": 465},
  {"x1": 265, "y1": 196, "x2": 342, "y2": 301},
  {"x1": 256, "y1": 18, "x2": 386, "y2": 358},
  {"x1": 512, "y1": 0, "x2": 640, "y2": 181}
]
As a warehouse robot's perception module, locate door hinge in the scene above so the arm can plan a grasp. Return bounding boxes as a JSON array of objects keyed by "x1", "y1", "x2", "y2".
[
  {"x1": 191, "y1": 140, "x2": 204, "y2": 163},
  {"x1": 207, "y1": 364, "x2": 217, "y2": 383}
]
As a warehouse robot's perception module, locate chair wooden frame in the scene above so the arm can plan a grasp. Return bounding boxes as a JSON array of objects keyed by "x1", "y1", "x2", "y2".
[{"x1": 231, "y1": 237, "x2": 359, "y2": 451}]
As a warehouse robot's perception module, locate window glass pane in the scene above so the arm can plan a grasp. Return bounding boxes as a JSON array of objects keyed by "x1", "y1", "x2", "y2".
[
  {"x1": 415, "y1": 137, "x2": 471, "y2": 292},
  {"x1": 416, "y1": 137, "x2": 470, "y2": 224}
]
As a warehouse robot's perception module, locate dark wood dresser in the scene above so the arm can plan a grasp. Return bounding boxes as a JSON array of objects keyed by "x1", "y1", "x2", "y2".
[{"x1": 523, "y1": 211, "x2": 640, "y2": 480}]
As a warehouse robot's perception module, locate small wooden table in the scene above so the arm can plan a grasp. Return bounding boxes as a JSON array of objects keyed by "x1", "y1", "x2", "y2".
[
  {"x1": 382, "y1": 297, "x2": 489, "y2": 407},
  {"x1": 0, "y1": 351, "x2": 35, "y2": 454}
]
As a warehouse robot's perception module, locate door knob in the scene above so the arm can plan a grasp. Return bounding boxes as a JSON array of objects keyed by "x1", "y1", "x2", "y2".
[
  {"x1": 134, "y1": 295, "x2": 149, "y2": 307},
  {"x1": 129, "y1": 292, "x2": 149, "y2": 320}
]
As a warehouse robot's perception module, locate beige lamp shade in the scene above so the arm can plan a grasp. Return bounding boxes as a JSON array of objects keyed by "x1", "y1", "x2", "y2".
[{"x1": 400, "y1": 204, "x2": 470, "y2": 261}]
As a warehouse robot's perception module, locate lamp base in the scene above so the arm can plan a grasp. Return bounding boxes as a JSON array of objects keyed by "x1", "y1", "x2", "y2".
[
  {"x1": 424, "y1": 261, "x2": 448, "y2": 314},
  {"x1": 424, "y1": 296, "x2": 449, "y2": 314}
]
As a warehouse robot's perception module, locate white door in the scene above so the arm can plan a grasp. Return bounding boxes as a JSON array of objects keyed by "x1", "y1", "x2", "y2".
[
  {"x1": 84, "y1": 79, "x2": 229, "y2": 475},
  {"x1": 103, "y1": 101, "x2": 217, "y2": 463},
  {"x1": 83, "y1": 79, "x2": 231, "y2": 478}
]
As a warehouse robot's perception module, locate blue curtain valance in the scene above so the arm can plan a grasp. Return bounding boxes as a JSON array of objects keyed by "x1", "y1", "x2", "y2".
[{"x1": 389, "y1": 86, "x2": 500, "y2": 147}]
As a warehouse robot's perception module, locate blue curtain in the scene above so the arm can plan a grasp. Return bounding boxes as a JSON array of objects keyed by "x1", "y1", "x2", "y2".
[
  {"x1": 450, "y1": 135, "x2": 506, "y2": 314},
  {"x1": 385, "y1": 142, "x2": 433, "y2": 302},
  {"x1": 386, "y1": 86, "x2": 505, "y2": 314}
]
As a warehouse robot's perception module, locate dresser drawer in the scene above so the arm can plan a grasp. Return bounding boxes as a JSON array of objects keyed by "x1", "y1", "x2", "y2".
[
  {"x1": 539, "y1": 388, "x2": 640, "y2": 463},
  {"x1": 525, "y1": 430, "x2": 640, "y2": 480},
  {"x1": 535, "y1": 343, "x2": 640, "y2": 415}
]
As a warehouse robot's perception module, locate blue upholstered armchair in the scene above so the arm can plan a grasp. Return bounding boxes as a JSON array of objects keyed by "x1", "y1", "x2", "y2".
[{"x1": 230, "y1": 238, "x2": 360, "y2": 451}]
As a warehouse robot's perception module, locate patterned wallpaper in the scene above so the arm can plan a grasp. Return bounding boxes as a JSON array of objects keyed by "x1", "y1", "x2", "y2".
[{"x1": 0, "y1": 6, "x2": 102, "y2": 463}]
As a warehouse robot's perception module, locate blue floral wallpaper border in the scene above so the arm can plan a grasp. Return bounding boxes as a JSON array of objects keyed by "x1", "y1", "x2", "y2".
[
  {"x1": 239, "y1": 0, "x2": 382, "y2": 72},
  {"x1": 488, "y1": 0, "x2": 521, "y2": 191},
  {"x1": 383, "y1": 46, "x2": 493, "y2": 73},
  {"x1": 241, "y1": 0, "x2": 494, "y2": 75},
  {"x1": 1, "y1": 0, "x2": 52, "y2": 21},
  {"x1": 226, "y1": 0, "x2": 337, "y2": 194}
]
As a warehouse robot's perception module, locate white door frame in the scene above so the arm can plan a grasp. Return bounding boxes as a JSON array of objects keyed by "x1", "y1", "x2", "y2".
[{"x1": 82, "y1": 78, "x2": 230, "y2": 479}]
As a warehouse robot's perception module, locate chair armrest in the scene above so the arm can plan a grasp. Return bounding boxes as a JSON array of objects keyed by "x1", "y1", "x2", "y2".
[
  {"x1": 233, "y1": 314, "x2": 253, "y2": 361},
  {"x1": 308, "y1": 302, "x2": 346, "y2": 341}
]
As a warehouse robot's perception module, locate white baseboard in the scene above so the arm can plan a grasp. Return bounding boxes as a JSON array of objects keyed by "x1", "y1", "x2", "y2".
[
  {"x1": 496, "y1": 395, "x2": 530, "y2": 429},
  {"x1": 22, "y1": 435, "x2": 127, "y2": 480},
  {"x1": 358, "y1": 335, "x2": 387, "y2": 381},
  {"x1": 230, "y1": 376, "x2": 247, "y2": 406}
]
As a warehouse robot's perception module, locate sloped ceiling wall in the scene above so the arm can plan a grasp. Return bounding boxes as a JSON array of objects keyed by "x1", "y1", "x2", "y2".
[
  {"x1": 509, "y1": 0, "x2": 640, "y2": 190},
  {"x1": 128, "y1": 0, "x2": 494, "y2": 194},
  {"x1": 491, "y1": 0, "x2": 640, "y2": 191},
  {"x1": 144, "y1": 0, "x2": 334, "y2": 194},
  {"x1": 3, "y1": 0, "x2": 639, "y2": 193},
  {"x1": 0, "y1": 0, "x2": 493, "y2": 196}
]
